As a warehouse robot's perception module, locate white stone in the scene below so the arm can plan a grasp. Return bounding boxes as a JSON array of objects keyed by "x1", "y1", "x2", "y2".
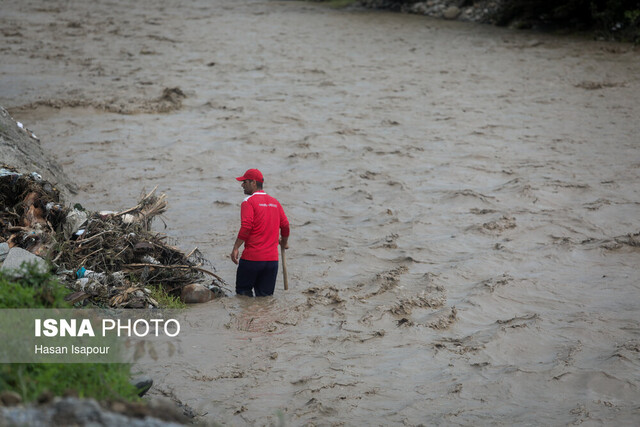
[{"x1": 0, "y1": 247, "x2": 48, "y2": 276}]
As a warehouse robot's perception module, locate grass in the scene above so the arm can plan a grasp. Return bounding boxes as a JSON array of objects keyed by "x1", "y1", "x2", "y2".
[
  {"x1": 0, "y1": 262, "x2": 71, "y2": 308},
  {"x1": 0, "y1": 262, "x2": 139, "y2": 403},
  {"x1": 149, "y1": 284, "x2": 187, "y2": 309},
  {"x1": 0, "y1": 363, "x2": 139, "y2": 402}
]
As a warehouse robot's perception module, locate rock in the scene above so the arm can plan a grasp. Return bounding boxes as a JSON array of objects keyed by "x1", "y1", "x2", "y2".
[
  {"x1": 180, "y1": 283, "x2": 214, "y2": 304},
  {"x1": 63, "y1": 389, "x2": 79, "y2": 398},
  {"x1": 0, "y1": 397, "x2": 187, "y2": 426},
  {"x1": 410, "y1": 2, "x2": 428, "y2": 14},
  {"x1": 109, "y1": 401, "x2": 128, "y2": 414},
  {"x1": 130, "y1": 375, "x2": 153, "y2": 397},
  {"x1": 443, "y1": 6, "x2": 461, "y2": 20},
  {"x1": 52, "y1": 397, "x2": 102, "y2": 424},
  {"x1": 0, "y1": 242, "x2": 9, "y2": 262},
  {"x1": 0, "y1": 390, "x2": 22, "y2": 406},
  {"x1": 37, "y1": 391, "x2": 54, "y2": 405},
  {"x1": 0, "y1": 247, "x2": 48, "y2": 277}
]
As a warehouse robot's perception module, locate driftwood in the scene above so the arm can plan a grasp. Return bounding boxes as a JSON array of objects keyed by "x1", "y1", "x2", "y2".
[
  {"x1": 1, "y1": 170, "x2": 229, "y2": 308},
  {"x1": 123, "y1": 263, "x2": 226, "y2": 283}
]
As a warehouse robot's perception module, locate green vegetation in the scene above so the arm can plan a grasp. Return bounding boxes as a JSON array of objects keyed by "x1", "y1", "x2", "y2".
[
  {"x1": 0, "y1": 363, "x2": 139, "y2": 402},
  {"x1": 0, "y1": 262, "x2": 70, "y2": 309},
  {"x1": 494, "y1": 0, "x2": 640, "y2": 42},
  {"x1": 0, "y1": 263, "x2": 139, "y2": 403},
  {"x1": 149, "y1": 284, "x2": 187, "y2": 309}
]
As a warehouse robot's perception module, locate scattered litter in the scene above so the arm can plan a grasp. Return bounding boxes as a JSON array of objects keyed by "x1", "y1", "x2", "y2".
[
  {"x1": 1, "y1": 165, "x2": 229, "y2": 307},
  {"x1": 63, "y1": 209, "x2": 88, "y2": 239},
  {"x1": 1, "y1": 168, "x2": 22, "y2": 178},
  {"x1": 122, "y1": 214, "x2": 136, "y2": 224},
  {"x1": 15, "y1": 121, "x2": 39, "y2": 140}
]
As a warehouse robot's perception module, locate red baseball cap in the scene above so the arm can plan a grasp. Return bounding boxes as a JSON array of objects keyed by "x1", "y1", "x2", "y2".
[{"x1": 236, "y1": 168, "x2": 264, "y2": 183}]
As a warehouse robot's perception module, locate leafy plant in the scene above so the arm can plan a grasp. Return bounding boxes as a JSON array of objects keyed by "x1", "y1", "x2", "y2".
[
  {"x1": 0, "y1": 262, "x2": 138, "y2": 403},
  {"x1": 149, "y1": 284, "x2": 187, "y2": 309},
  {"x1": 0, "y1": 363, "x2": 139, "y2": 402},
  {"x1": 0, "y1": 262, "x2": 70, "y2": 308}
]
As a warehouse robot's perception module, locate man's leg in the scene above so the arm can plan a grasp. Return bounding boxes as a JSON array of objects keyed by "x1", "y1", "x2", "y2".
[
  {"x1": 254, "y1": 261, "x2": 278, "y2": 297},
  {"x1": 235, "y1": 259, "x2": 260, "y2": 297}
]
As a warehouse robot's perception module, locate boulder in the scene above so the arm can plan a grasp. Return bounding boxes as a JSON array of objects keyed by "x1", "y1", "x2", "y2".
[
  {"x1": 180, "y1": 283, "x2": 214, "y2": 304},
  {"x1": 443, "y1": 6, "x2": 461, "y2": 20},
  {"x1": 0, "y1": 390, "x2": 22, "y2": 406},
  {"x1": 0, "y1": 247, "x2": 48, "y2": 277},
  {"x1": 0, "y1": 397, "x2": 187, "y2": 426},
  {"x1": 0, "y1": 242, "x2": 9, "y2": 262}
]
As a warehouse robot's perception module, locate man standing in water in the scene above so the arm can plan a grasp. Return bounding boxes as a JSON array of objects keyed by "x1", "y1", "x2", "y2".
[{"x1": 231, "y1": 168, "x2": 290, "y2": 297}]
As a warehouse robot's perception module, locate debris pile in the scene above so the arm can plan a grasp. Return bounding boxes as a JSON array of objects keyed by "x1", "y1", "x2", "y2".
[
  {"x1": 0, "y1": 166, "x2": 63, "y2": 256},
  {"x1": 1, "y1": 165, "x2": 227, "y2": 307}
]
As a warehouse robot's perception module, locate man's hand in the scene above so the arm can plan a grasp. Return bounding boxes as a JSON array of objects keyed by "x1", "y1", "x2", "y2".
[
  {"x1": 231, "y1": 247, "x2": 239, "y2": 265},
  {"x1": 231, "y1": 238, "x2": 244, "y2": 265},
  {"x1": 280, "y1": 237, "x2": 289, "y2": 250}
]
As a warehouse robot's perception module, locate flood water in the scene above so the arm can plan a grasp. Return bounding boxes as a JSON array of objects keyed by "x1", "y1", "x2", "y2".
[{"x1": 2, "y1": 0, "x2": 640, "y2": 425}]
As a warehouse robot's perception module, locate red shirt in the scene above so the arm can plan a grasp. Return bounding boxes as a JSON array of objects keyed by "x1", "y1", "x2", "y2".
[{"x1": 237, "y1": 191, "x2": 290, "y2": 261}]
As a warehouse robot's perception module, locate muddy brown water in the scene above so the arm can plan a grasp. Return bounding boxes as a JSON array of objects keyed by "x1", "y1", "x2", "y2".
[{"x1": 2, "y1": 0, "x2": 640, "y2": 425}]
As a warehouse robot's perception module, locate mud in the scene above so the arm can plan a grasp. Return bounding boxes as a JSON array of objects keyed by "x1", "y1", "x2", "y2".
[{"x1": 1, "y1": 0, "x2": 639, "y2": 425}]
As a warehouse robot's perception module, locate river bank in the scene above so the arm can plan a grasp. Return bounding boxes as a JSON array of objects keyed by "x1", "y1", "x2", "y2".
[
  {"x1": 356, "y1": 0, "x2": 639, "y2": 41},
  {"x1": 1, "y1": 109, "x2": 195, "y2": 425},
  {"x1": 2, "y1": 0, "x2": 639, "y2": 425},
  {"x1": 1, "y1": 106, "x2": 75, "y2": 198},
  {"x1": 359, "y1": 0, "x2": 504, "y2": 24}
]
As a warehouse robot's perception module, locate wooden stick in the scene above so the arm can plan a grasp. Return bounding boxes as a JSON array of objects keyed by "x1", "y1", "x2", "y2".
[
  {"x1": 281, "y1": 246, "x2": 289, "y2": 291},
  {"x1": 115, "y1": 185, "x2": 159, "y2": 216},
  {"x1": 72, "y1": 230, "x2": 112, "y2": 245},
  {"x1": 123, "y1": 263, "x2": 226, "y2": 283},
  {"x1": 185, "y1": 247, "x2": 198, "y2": 259}
]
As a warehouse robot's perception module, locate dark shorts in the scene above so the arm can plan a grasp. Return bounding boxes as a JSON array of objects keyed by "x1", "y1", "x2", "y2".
[{"x1": 236, "y1": 259, "x2": 279, "y2": 297}]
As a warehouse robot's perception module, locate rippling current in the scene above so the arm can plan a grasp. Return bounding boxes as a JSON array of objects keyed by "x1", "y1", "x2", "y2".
[{"x1": 2, "y1": 0, "x2": 640, "y2": 424}]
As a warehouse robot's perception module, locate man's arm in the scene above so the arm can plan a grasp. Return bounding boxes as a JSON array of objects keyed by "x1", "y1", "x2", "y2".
[
  {"x1": 231, "y1": 238, "x2": 244, "y2": 265},
  {"x1": 279, "y1": 202, "x2": 290, "y2": 249},
  {"x1": 232, "y1": 201, "x2": 253, "y2": 264},
  {"x1": 237, "y1": 201, "x2": 254, "y2": 242}
]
